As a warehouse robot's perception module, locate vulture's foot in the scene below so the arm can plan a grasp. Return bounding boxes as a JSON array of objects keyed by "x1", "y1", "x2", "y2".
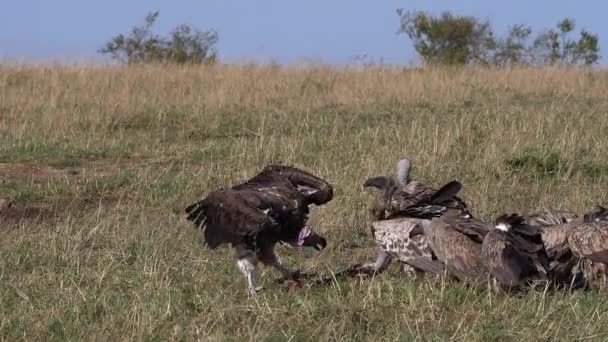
[
  {"x1": 247, "y1": 285, "x2": 264, "y2": 297},
  {"x1": 275, "y1": 270, "x2": 316, "y2": 284}
]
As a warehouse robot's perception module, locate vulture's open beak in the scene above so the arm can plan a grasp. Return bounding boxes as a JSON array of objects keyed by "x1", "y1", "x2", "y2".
[{"x1": 302, "y1": 233, "x2": 327, "y2": 251}]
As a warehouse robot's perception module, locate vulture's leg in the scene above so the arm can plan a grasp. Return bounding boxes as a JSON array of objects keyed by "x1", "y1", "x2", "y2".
[
  {"x1": 401, "y1": 263, "x2": 419, "y2": 276},
  {"x1": 257, "y1": 243, "x2": 297, "y2": 279},
  {"x1": 356, "y1": 249, "x2": 392, "y2": 273},
  {"x1": 235, "y1": 246, "x2": 260, "y2": 296}
]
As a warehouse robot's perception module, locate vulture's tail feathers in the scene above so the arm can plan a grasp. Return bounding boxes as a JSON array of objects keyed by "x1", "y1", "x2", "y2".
[
  {"x1": 399, "y1": 204, "x2": 446, "y2": 218},
  {"x1": 185, "y1": 201, "x2": 207, "y2": 227},
  {"x1": 405, "y1": 257, "x2": 445, "y2": 275},
  {"x1": 429, "y1": 180, "x2": 463, "y2": 204}
]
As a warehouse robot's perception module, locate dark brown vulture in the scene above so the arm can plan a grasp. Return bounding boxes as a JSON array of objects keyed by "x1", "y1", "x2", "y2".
[
  {"x1": 185, "y1": 164, "x2": 333, "y2": 295},
  {"x1": 353, "y1": 179, "x2": 463, "y2": 277},
  {"x1": 481, "y1": 214, "x2": 550, "y2": 291},
  {"x1": 512, "y1": 208, "x2": 581, "y2": 287},
  {"x1": 411, "y1": 209, "x2": 491, "y2": 282}
]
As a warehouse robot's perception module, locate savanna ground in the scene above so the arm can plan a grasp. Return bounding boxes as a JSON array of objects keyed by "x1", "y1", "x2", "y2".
[{"x1": 1, "y1": 63, "x2": 608, "y2": 341}]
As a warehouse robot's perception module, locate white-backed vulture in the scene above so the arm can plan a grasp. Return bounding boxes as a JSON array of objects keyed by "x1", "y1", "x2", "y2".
[
  {"x1": 363, "y1": 158, "x2": 470, "y2": 221},
  {"x1": 353, "y1": 179, "x2": 463, "y2": 277}
]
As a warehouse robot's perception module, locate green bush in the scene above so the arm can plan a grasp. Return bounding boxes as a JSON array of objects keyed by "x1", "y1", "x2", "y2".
[
  {"x1": 397, "y1": 10, "x2": 600, "y2": 66},
  {"x1": 99, "y1": 11, "x2": 218, "y2": 65}
]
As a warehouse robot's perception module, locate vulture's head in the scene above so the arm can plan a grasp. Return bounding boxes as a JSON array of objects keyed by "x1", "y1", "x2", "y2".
[
  {"x1": 363, "y1": 176, "x2": 399, "y2": 220},
  {"x1": 287, "y1": 225, "x2": 327, "y2": 251},
  {"x1": 583, "y1": 205, "x2": 608, "y2": 223},
  {"x1": 362, "y1": 176, "x2": 394, "y2": 191}
]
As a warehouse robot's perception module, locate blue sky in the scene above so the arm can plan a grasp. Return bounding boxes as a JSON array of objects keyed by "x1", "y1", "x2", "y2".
[{"x1": 1, "y1": 1, "x2": 606, "y2": 64}]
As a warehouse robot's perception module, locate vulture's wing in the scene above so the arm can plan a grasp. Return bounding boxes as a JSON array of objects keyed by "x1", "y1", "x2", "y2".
[
  {"x1": 424, "y1": 219, "x2": 484, "y2": 281},
  {"x1": 186, "y1": 189, "x2": 280, "y2": 248},
  {"x1": 567, "y1": 223, "x2": 608, "y2": 264},
  {"x1": 405, "y1": 256, "x2": 446, "y2": 275},
  {"x1": 263, "y1": 164, "x2": 334, "y2": 205},
  {"x1": 390, "y1": 182, "x2": 435, "y2": 212},
  {"x1": 520, "y1": 208, "x2": 578, "y2": 227},
  {"x1": 541, "y1": 224, "x2": 573, "y2": 260},
  {"x1": 504, "y1": 236, "x2": 548, "y2": 283},
  {"x1": 583, "y1": 205, "x2": 608, "y2": 223},
  {"x1": 448, "y1": 216, "x2": 491, "y2": 244},
  {"x1": 498, "y1": 234, "x2": 546, "y2": 287},
  {"x1": 393, "y1": 180, "x2": 463, "y2": 218},
  {"x1": 482, "y1": 231, "x2": 519, "y2": 287}
]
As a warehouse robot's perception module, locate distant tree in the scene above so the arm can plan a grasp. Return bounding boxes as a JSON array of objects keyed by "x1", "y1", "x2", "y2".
[
  {"x1": 99, "y1": 11, "x2": 218, "y2": 64},
  {"x1": 531, "y1": 19, "x2": 599, "y2": 66},
  {"x1": 491, "y1": 24, "x2": 533, "y2": 66},
  {"x1": 397, "y1": 10, "x2": 496, "y2": 65},
  {"x1": 397, "y1": 10, "x2": 600, "y2": 66}
]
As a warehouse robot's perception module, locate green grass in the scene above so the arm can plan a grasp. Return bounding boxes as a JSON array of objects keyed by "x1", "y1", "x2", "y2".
[{"x1": 1, "y1": 64, "x2": 608, "y2": 340}]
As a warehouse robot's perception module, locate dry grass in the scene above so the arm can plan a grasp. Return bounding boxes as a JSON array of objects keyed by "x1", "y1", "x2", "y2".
[{"x1": 2, "y1": 63, "x2": 608, "y2": 340}]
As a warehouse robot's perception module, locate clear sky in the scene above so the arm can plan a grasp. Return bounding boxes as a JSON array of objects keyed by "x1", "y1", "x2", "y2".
[{"x1": 1, "y1": 1, "x2": 606, "y2": 64}]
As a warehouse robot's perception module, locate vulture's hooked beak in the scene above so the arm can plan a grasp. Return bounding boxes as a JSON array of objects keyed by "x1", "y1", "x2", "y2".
[
  {"x1": 303, "y1": 233, "x2": 327, "y2": 251},
  {"x1": 289, "y1": 225, "x2": 327, "y2": 251}
]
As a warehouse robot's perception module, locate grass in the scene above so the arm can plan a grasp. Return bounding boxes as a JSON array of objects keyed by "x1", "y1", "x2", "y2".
[{"x1": 1, "y1": 63, "x2": 608, "y2": 340}]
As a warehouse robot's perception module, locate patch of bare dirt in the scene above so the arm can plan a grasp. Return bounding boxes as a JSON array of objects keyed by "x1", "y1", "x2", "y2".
[
  {"x1": 0, "y1": 162, "x2": 73, "y2": 183},
  {"x1": 0, "y1": 196, "x2": 120, "y2": 228}
]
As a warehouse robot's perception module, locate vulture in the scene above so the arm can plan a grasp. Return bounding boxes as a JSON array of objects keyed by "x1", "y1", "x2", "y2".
[
  {"x1": 363, "y1": 158, "x2": 470, "y2": 221},
  {"x1": 411, "y1": 209, "x2": 491, "y2": 283},
  {"x1": 354, "y1": 179, "x2": 463, "y2": 276},
  {"x1": 520, "y1": 205, "x2": 608, "y2": 288},
  {"x1": 518, "y1": 208, "x2": 579, "y2": 227},
  {"x1": 185, "y1": 164, "x2": 333, "y2": 295},
  {"x1": 567, "y1": 221, "x2": 608, "y2": 264},
  {"x1": 355, "y1": 217, "x2": 444, "y2": 276},
  {"x1": 481, "y1": 214, "x2": 550, "y2": 291},
  {"x1": 583, "y1": 205, "x2": 608, "y2": 223}
]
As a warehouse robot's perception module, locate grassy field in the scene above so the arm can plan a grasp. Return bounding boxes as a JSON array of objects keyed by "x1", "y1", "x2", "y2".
[{"x1": 2, "y1": 63, "x2": 608, "y2": 341}]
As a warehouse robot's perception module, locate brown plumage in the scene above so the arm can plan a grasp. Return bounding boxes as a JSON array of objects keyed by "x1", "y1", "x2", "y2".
[
  {"x1": 538, "y1": 223, "x2": 581, "y2": 286},
  {"x1": 353, "y1": 179, "x2": 463, "y2": 277},
  {"x1": 412, "y1": 209, "x2": 491, "y2": 282},
  {"x1": 567, "y1": 222, "x2": 608, "y2": 264},
  {"x1": 583, "y1": 205, "x2": 608, "y2": 223},
  {"x1": 185, "y1": 164, "x2": 333, "y2": 295},
  {"x1": 531, "y1": 205, "x2": 608, "y2": 288},
  {"x1": 481, "y1": 214, "x2": 549, "y2": 291},
  {"x1": 362, "y1": 217, "x2": 445, "y2": 276},
  {"x1": 363, "y1": 159, "x2": 470, "y2": 221},
  {"x1": 518, "y1": 208, "x2": 579, "y2": 227}
]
